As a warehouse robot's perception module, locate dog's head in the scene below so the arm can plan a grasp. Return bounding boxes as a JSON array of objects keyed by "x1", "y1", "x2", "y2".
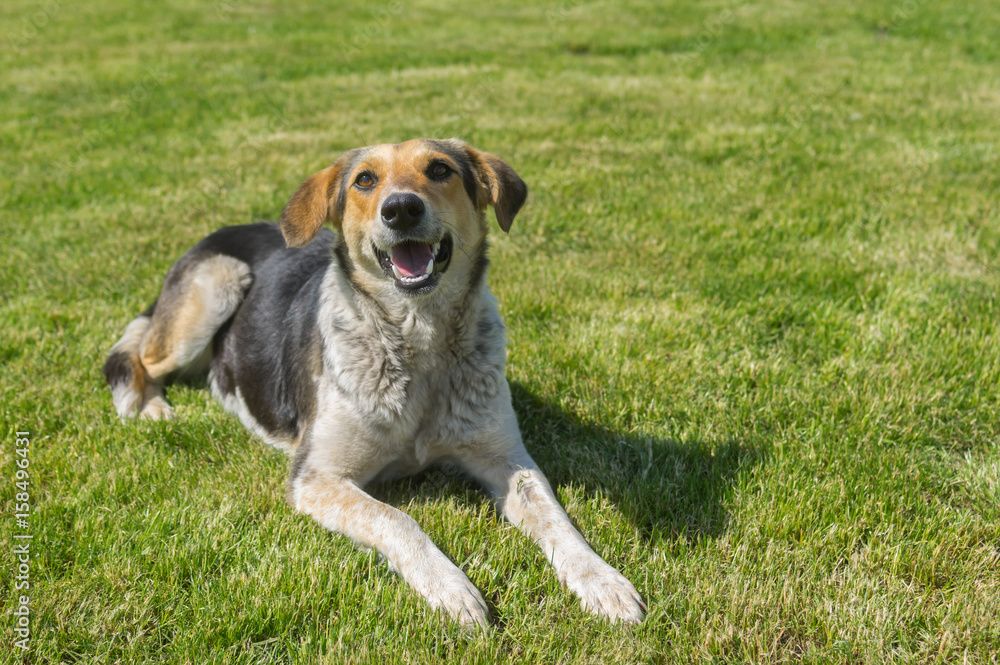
[{"x1": 280, "y1": 138, "x2": 527, "y2": 297}]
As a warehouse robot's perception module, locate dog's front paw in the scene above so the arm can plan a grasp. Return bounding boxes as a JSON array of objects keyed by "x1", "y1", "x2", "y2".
[
  {"x1": 430, "y1": 571, "x2": 490, "y2": 629},
  {"x1": 564, "y1": 558, "x2": 646, "y2": 624},
  {"x1": 410, "y1": 554, "x2": 489, "y2": 629}
]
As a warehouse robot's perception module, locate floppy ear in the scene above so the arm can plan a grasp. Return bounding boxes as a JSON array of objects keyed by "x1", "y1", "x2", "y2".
[
  {"x1": 463, "y1": 145, "x2": 528, "y2": 233},
  {"x1": 280, "y1": 153, "x2": 353, "y2": 248}
]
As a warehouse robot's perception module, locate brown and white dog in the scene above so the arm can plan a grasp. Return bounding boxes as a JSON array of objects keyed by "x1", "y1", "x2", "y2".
[{"x1": 103, "y1": 138, "x2": 645, "y2": 627}]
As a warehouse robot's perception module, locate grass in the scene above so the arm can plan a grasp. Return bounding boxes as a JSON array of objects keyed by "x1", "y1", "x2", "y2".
[{"x1": 2, "y1": 0, "x2": 999, "y2": 662}]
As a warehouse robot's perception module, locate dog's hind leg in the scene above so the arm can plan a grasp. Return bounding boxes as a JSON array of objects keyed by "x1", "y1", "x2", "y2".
[
  {"x1": 103, "y1": 254, "x2": 252, "y2": 420},
  {"x1": 103, "y1": 310, "x2": 162, "y2": 418}
]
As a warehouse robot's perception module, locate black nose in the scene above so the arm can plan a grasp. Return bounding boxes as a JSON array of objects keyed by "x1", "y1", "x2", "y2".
[{"x1": 380, "y1": 192, "x2": 425, "y2": 231}]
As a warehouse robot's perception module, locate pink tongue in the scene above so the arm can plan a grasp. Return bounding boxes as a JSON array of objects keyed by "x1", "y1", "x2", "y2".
[{"x1": 391, "y1": 241, "x2": 434, "y2": 278}]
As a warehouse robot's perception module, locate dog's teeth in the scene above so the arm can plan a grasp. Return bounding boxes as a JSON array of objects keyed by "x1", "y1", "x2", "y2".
[
  {"x1": 426, "y1": 258, "x2": 434, "y2": 276},
  {"x1": 391, "y1": 264, "x2": 403, "y2": 281},
  {"x1": 432, "y1": 242, "x2": 440, "y2": 256}
]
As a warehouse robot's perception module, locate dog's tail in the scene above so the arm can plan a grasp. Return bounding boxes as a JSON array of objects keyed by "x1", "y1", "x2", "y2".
[{"x1": 102, "y1": 303, "x2": 176, "y2": 420}]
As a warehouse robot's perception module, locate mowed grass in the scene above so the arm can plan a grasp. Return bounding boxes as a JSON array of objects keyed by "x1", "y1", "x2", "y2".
[{"x1": 2, "y1": 0, "x2": 999, "y2": 662}]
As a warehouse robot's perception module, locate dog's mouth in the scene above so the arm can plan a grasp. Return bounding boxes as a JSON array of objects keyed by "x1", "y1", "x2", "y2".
[{"x1": 374, "y1": 234, "x2": 453, "y2": 292}]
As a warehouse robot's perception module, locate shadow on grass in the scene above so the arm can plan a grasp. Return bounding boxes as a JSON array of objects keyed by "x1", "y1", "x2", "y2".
[
  {"x1": 375, "y1": 381, "x2": 764, "y2": 545},
  {"x1": 147, "y1": 375, "x2": 762, "y2": 547},
  {"x1": 509, "y1": 382, "x2": 764, "y2": 543}
]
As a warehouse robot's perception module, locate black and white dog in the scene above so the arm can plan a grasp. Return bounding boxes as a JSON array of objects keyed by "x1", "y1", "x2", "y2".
[{"x1": 104, "y1": 139, "x2": 645, "y2": 627}]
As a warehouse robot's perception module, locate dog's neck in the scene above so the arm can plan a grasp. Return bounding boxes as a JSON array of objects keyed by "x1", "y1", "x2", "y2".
[
  {"x1": 355, "y1": 265, "x2": 491, "y2": 355},
  {"x1": 317, "y1": 251, "x2": 501, "y2": 422}
]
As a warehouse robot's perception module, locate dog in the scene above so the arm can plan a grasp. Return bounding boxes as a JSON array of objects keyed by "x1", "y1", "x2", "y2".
[{"x1": 102, "y1": 138, "x2": 645, "y2": 627}]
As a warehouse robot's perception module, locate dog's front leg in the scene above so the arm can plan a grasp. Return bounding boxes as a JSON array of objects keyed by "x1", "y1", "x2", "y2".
[
  {"x1": 462, "y1": 445, "x2": 646, "y2": 624},
  {"x1": 290, "y1": 474, "x2": 489, "y2": 628}
]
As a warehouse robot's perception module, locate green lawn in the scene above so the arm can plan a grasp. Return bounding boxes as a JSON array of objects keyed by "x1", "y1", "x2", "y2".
[{"x1": 2, "y1": 0, "x2": 999, "y2": 662}]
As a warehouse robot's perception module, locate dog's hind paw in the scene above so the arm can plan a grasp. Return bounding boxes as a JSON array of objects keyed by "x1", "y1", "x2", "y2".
[{"x1": 140, "y1": 396, "x2": 176, "y2": 420}]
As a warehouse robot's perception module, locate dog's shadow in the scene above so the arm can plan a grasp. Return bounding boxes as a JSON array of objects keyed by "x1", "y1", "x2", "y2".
[{"x1": 373, "y1": 381, "x2": 763, "y2": 544}]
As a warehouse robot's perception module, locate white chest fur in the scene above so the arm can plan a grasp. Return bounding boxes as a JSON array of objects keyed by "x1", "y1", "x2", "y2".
[{"x1": 313, "y1": 267, "x2": 510, "y2": 480}]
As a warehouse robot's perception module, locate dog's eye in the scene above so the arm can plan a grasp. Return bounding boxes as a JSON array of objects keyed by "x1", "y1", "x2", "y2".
[
  {"x1": 428, "y1": 162, "x2": 451, "y2": 180},
  {"x1": 354, "y1": 172, "x2": 376, "y2": 189}
]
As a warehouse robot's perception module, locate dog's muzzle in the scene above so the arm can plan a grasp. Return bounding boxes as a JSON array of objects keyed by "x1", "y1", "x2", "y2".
[
  {"x1": 373, "y1": 192, "x2": 454, "y2": 294},
  {"x1": 373, "y1": 235, "x2": 453, "y2": 293}
]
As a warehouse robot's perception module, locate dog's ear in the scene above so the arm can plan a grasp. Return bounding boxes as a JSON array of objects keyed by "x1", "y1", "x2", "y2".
[
  {"x1": 280, "y1": 152, "x2": 354, "y2": 248},
  {"x1": 462, "y1": 144, "x2": 528, "y2": 234}
]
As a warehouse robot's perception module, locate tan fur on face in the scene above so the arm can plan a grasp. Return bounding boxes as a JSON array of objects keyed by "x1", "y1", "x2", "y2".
[
  {"x1": 279, "y1": 139, "x2": 522, "y2": 294},
  {"x1": 340, "y1": 142, "x2": 485, "y2": 293}
]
